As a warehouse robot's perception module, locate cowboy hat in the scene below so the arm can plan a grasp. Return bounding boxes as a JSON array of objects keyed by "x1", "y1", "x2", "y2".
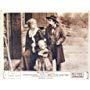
[{"x1": 46, "y1": 15, "x2": 59, "y2": 24}]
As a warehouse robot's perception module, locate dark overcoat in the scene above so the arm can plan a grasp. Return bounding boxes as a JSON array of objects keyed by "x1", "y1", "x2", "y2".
[
  {"x1": 23, "y1": 28, "x2": 44, "y2": 70},
  {"x1": 45, "y1": 24, "x2": 66, "y2": 65},
  {"x1": 25, "y1": 29, "x2": 44, "y2": 52}
]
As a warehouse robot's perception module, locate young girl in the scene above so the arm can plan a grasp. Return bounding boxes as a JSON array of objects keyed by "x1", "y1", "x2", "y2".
[{"x1": 34, "y1": 40, "x2": 52, "y2": 71}]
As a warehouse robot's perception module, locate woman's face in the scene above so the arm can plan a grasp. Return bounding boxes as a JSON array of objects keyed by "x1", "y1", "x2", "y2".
[
  {"x1": 29, "y1": 22, "x2": 37, "y2": 29},
  {"x1": 28, "y1": 19, "x2": 37, "y2": 29}
]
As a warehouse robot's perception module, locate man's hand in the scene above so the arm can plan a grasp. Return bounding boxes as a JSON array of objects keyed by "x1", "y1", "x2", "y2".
[{"x1": 56, "y1": 40, "x2": 61, "y2": 45}]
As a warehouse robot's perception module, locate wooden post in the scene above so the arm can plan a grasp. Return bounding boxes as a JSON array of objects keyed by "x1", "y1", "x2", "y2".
[
  {"x1": 4, "y1": 14, "x2": 13, "y2": 71},
  {"x1": 9, "y1": 13, "x2": 22, "y2": 59},
  {"x1": 21, "y1": 13, "x2": 25, "y2": 53},
  {"x1": 0, "y1": 11, "x2": 4, "y2": 74}
]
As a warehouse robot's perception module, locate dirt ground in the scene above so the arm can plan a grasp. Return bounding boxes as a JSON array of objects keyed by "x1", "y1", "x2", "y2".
[
  {"x1": 61, "y1": 35, "x2": 88, "y2": 72},
  {"x1": 4, "y1": 27, "x2": 88, "y2": 72}
]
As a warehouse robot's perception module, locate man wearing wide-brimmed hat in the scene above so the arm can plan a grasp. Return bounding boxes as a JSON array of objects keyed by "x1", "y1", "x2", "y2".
[{"x1": 45, "y1": 15, "x2": 66, "y2": 71}]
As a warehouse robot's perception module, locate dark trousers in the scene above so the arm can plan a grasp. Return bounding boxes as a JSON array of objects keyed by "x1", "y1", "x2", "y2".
[
  {"x1": 22, "y1": 50, "x2": 31, "y2": 70},
  {"x1": 22, "y1": 49, "x2": 38, "y2": 71},
  {"x1": 30, "y1": 52, "x2": 38, "y2": 71}
]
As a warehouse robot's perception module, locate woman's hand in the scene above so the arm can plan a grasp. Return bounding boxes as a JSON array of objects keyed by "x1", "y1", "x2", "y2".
[
  {"x1": 31, "y1": 43, "x2": 36, "y2": 47},
  {"x1": 31, "y1": 43, "x2": 36, "y2": 52}
]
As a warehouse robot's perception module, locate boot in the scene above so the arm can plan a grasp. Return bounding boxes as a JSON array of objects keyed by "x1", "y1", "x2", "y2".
[{"x1": 56, "y1": 63, "x2": 61, "y2": 71}]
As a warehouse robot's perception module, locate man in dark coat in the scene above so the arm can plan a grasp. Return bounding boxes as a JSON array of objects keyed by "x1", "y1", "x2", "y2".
[{"x1": 45, "y1": 15, "x2": 66, "y2": 71}]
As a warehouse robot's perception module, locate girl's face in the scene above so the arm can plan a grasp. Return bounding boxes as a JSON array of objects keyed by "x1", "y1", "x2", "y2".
[{"x1": 38, "y1": 40, "x2": 46, "y2": 49}]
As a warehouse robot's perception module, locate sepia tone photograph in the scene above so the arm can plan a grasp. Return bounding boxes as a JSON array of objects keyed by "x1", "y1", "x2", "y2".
[{"x1": 4, "y1": 13, "x2": 88, "y2": 72}]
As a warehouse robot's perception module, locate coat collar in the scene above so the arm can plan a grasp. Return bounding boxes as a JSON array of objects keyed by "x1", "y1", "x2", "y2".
[{"x1": 28, "y1": 27, "x2": 39, "y2": 37}]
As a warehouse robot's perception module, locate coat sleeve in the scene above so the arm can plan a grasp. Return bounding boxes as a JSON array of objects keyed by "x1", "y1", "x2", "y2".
[
  {"x1": 44, "y1": 28, "x2": 50, "y2": 46},
  {"x1": 59, "y1": 31, "x2": 66, "y2": 44},
  {"x1": 38, "y1": 30, "x2": 45, "y2": 40},
  {"x1": 56, "y1": 27, "x2": 66, "y2": 44}
]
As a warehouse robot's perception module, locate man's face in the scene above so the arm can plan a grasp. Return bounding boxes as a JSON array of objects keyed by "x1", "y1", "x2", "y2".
[{"x1": 47, "y1": 19, "x2": 55, "y2": 26}]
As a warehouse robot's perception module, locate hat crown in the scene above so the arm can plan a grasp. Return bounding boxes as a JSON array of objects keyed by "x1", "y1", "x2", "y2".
[
  {"x1": 50, "y1": 15, "x2": 57, "y2": 19},
  {"x1": 46, "y1": 15, "x2": 59, "y2": 24}
]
